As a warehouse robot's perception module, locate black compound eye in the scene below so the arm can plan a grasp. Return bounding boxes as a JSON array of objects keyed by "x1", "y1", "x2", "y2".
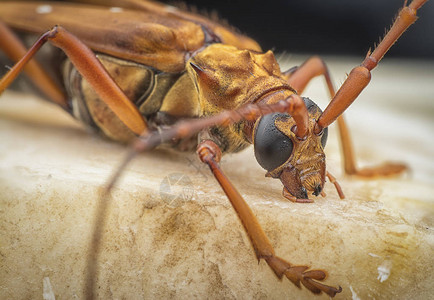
[
  {"x1": 254, "y1": 113, "x2": 294, "y2": 171},
  {"x1": 320, "y1": 126, "x2": 328, "y2": 148},
  {"x1": 302, "y1": 97, "x2": 328, "y2": 149}
]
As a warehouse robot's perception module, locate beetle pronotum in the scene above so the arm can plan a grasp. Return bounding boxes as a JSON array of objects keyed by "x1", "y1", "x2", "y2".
[{"x1": 0, "y1": 0, "x2": 429, "y2": 298}]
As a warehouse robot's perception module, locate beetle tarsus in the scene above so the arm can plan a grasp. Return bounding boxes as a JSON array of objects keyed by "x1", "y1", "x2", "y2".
[
  {"x1": 351, "y1": 162, "x2": 408, "y2": 177},
  {"x1": 265, "y1": 255, "x2": 342, "y2": 297}
]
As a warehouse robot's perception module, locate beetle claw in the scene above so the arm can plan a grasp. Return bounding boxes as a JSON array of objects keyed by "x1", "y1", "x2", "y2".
[{"x1": 265, "y1": 255, "x2": 342, "y2": 297}]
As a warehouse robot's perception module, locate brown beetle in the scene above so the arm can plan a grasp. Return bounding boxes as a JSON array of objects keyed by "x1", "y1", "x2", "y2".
[{"x1": 0, "y1": 0, "x2": 428, "y2": 298}]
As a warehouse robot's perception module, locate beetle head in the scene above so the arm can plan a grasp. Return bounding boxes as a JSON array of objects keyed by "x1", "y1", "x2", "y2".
[{"x1": 253, "y1": 98, "x2": 328, "y2": 200}]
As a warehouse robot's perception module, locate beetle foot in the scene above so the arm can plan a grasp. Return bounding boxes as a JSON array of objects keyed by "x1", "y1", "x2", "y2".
[
  {"x1": 352, "y1": 162, "x2": 407, "y2": 178},
  {"x1": 265, "y1": 255, "x2": 342, "y2": 297}
]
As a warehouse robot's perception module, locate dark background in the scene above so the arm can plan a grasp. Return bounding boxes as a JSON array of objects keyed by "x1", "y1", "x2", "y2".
[{"x1": 172, "y1": 0, "x2": 434, "y2": 60}]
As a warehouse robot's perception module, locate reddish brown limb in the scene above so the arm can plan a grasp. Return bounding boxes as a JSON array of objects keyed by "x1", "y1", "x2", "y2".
[
  {"x1": 337, "y1": 112, "x2": 407, "y2": 177},
  {"x1": 105, "y1": 96, "x2": 311, "y2": 194},
  {"x1": 326, "y1": 172, "x2": 345, "y2": 200},
  {"x1": 253, "y1": 91, "x2": 308, "y2": 139},
  {"x1": 88, "y1": 96, "x2": 316, "y2": 298},
  {"x1": 270, "y1": 93, "x2": 308, "y2": 139},
  {"x1": 0, "y1": 25, "x2": 148, "y2": 136},
  {"x1": 197, "y1": 140, "x2": 342, "y2": 297},
  {"x1": 348, "y1": 162, "x2": 407, "y2": 177},
  {"x1": 0, "y1": 21, "x2": 67, "y2": 108},
  {"x1": 317, "y1": 0, "x2": 427, "y2": 129},
  {"x1": 284, "y1": 57, "x2": 356, "y2": 180},
  {"x1": 285, "y1": 56, "x2": 408, "y2": 178},
  {"x1": 282, "y1": 187, "x2": 313, "y2": 203},
  {"x1": 106, "y1": 95, "x2": 306, "y2": 194},
  {"x1": 131, "y1": 94, "x2": 310, "y2": 154},
  {"x1": 283, "y1": 56, "x2": 334, "y2": 97}
]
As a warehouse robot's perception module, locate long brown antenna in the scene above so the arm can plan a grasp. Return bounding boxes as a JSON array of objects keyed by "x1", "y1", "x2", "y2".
[{"x1": 316, "y1": 0, "x2": 427, "y2": 130}]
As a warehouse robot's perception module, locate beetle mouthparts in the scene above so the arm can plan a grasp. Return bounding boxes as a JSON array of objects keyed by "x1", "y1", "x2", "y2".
[
  {"x1": 313, "y1": 183, "x2": 322, "y2": 196},
  {"x1": 301, "y1": 186, "x2": 308, "y2": 199}
]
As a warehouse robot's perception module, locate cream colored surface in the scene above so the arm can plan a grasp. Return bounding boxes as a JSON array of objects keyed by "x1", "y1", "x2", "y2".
[{"x1": 0, "y1": 57, "x2": 433, "y2": 299}]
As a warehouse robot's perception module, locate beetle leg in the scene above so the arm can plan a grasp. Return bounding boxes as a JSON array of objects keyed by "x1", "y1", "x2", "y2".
[
  {"x1": 335, "y1": 111, "x2": 407, "y2": 177},
  {"x1": 104, "y1": 96, "x2": 311, "y2": 195},
  {"x1": 89, "y1": 97, "x2": 333, "y2": 297},
  {"x1": 197, "y1": 139, "x2": 342, "y2": 297},
  {"x1": 0, "y1": 21, "x2": 67, "y2": 108},
  {"x1": 326, "y1": 172, "x2": 345, "y2": 199},
  {"x1": 284, "y1": 55, "x2": 408, "y2": 178},
  {"x1": 0, "y1": 25, "x2": 148, "y2": 136},
  {"x1": 282, "y1": 56, "x2": 333, "y2": 97}
]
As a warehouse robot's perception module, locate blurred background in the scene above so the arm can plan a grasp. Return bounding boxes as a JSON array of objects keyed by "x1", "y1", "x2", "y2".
[{"x1": 175, "y1": 0, "x2": 434, "y2": 60}]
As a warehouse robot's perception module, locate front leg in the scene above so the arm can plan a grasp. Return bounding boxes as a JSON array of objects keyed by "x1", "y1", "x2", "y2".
[{"x1": 197, "y1": 139, "x2": 342, "y2": 297}]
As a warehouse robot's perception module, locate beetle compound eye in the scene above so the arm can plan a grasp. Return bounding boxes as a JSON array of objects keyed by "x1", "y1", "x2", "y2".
[
  {"x1": 321, "y1": 127, "x2": 328, "y2": 148},
  {"x1": 254, "y1": 113, "x2": 294, "y2": 171}
]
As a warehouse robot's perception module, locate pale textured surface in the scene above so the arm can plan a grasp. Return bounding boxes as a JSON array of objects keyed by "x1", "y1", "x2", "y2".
[{"x1": 0, "y1": 57, "x2": 433, "y2": 299}]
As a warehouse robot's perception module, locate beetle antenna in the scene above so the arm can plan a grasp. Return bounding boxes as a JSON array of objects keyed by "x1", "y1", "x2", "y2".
[
  {"x1": 317, "y1": 0, "x2": 426, "y2": 129},
  {"x1": 85, "y1": 95, "x2": 314, "y2": 298}
]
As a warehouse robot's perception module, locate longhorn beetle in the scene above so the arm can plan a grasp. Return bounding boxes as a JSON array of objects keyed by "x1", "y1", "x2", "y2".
[{"x1": 0, "y1": 0, "x2": 428, "y2": 298}]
